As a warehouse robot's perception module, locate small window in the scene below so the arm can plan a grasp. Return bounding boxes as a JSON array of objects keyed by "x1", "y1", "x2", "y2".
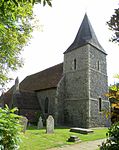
[
  {"x1": 97, "y1": 61, "x2": 100, "y2": 70},
  {"x1": 74, "y1": 59, "x2": 76, "y2": 70},
  {"x1": 44, "y1": 97, "x2": 49, "y2": 113},
  {"x1": 99, "y1": 97, "x2": 102, "y2": 112}
]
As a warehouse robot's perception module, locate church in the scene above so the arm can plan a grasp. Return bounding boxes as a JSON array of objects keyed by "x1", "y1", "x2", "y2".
[{"x1": 1, "y1": 14, "x2": 110, "y2": 128}]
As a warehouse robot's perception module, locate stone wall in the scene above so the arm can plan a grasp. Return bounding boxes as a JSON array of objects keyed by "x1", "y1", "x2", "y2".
[
  {"x1": 64, "y1": 71, "x2": 89, "y2": 99},
  {"x1": 89, "y1": 45, "x2": 110, "y2": 127},
  {"x1": 36, "y1": 88, "x2": 57, "y2": 123},
  {"x1": 63, "y1": 45, "x2": 89, "y2": 73},
  {"x1": 89, "y1": 70, "x2": 108, "y2": 99},
  {"x1": 89, "y1": 99, "x2": 110, "y2": 127},
  {"x1": 89, "y1": 45, "x2": 107, "y2": 75},
  {"x1": 56, "y1": 76, "x2": 65, "y2": 125},
  {"x1": 64, "y1": 99, "x2": 89, "y2": 128},
  {"x1": 63, "y1": 44, "x2": 109, "y2": 128},
  {"x1": 13, "y1": 92, "x2": 40, "y2": 123},
  {"x1": 63, "y1": 45, "x2": 90, "y2": 127}
]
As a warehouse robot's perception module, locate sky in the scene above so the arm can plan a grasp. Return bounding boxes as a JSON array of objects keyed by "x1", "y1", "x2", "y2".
[{"x1": 7, "y1": 0, "x2": 119, "y2": 90}]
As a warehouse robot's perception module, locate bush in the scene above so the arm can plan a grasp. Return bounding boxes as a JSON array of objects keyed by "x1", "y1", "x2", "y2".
[
  {"x1": 0, "y1": 105, "x2": 21, "y2": 150},
  {"x1": 100, "y1": 122, "x2": 119, "y2": 150}
]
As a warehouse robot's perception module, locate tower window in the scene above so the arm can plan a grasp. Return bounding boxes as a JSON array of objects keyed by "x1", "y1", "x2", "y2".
[
  {"x1": 44, "y1": 97, "x2": 49, "y2": 113},
  {"x1": 97, "y1": 61, "x2": 100, "y2": 70},
  {"x1": 74, "y1": 59, "x2": 76, "y2": 70},
  {"x1": 99, "y1": 97, "x2": 102, "y2": 112}
]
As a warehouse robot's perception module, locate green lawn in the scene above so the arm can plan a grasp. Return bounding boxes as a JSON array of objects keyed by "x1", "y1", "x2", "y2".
[{"x1": 19, "y1": 127, "x2": 107, "y2": 150}]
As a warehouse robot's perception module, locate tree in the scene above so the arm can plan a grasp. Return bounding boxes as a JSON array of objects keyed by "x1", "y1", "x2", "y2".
[
  {"x1": 100, "y1": 121, "x2": 119, "y2": 150},
  {"x1": 108, "y1": 81, "x2": 119, "y2": 123},
  {"x1": 0, "y1": 105, "x2": 21, "y2": 149},
  {"x1": 99, "y1": 81, "x2": 119, "y2": 149},
  {"x1": 105, "y1": 75, "x2": 119, "y2": 123},
  {"x1": 1, "y1": 0, "x2": 52, "y2": 9},
  {"x1": 107, "y1": 8, "x2": 119, "y2": 43},
  {"x1": 0, "y1": 0, "x2": 51, "y2": 87}
]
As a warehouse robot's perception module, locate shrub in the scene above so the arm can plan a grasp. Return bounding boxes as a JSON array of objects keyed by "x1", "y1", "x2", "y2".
[
  {"x1": 100, "y1": 121, "x2": 119, "y2": 150},
  {"x1": 0, "y1": 105, "x2": 21, "y2": 150}
]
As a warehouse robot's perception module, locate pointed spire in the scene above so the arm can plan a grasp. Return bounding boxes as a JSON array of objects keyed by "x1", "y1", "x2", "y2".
[
  {"x1": 64, "y1": 13, "x2": 106, "y2": 54},
  {"x1": 13, "y1": 77, "x2": 19, "y2": 94}
]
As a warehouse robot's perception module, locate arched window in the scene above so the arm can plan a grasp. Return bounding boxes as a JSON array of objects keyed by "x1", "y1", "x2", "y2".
[
  {"x1": 99, "y1": 97, "x2": 102, "y2": 112},
  {"x1": 74, "y1": 59, "x2": 76, "y2": 70},
  {"x1": 44, "y1": 97, "x2": 49, "y2": 114}
]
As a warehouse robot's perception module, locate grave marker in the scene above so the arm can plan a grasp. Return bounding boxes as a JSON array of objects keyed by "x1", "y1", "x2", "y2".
[
  {"x1": 19, "y1": 116, "x2": 28, "y2": 133},
  {"x1": 46, "y1": 115, "x2": 54, "y2": 134},
  {"x1": 37, "y1": 116, "x2": 43, "y2": 129}
]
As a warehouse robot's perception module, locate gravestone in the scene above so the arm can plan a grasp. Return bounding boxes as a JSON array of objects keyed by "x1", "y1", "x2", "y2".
[
  {"x1": 70, "y1": 128, "x2": 94, "y2": 134},
  {"x1": 46, "y1": 115, "x2": 54, "y2": 134},
  {"x1": 37, "y1": 116, "x2": 43, "y2": 129},
  {"x1": 67, "y1": 135, "x2": 81, "y2": 142},
  {"x1": 19, "y1": 116, "x2": 28, "y2": 133}
]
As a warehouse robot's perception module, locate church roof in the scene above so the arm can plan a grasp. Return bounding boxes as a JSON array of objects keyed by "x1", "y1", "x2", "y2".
[
  {"x1": 2, "y1": 63, "x2": 63, "y2": 105},
  {"x1": 19, "y1": 63, "x2": 63, "y2": 91},
  {"x1": 64, "y1": 14, "x2": 106, "y2": 54}
]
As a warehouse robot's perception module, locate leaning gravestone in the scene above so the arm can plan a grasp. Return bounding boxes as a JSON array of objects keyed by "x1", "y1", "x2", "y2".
[
  {"x1": 19, "y1": 116, "x2": 28, "y2": 133},
  {"x1": 37, "y1": 116, "x2": 43, "y2": 129},
  {"x1": 46, "y1": 115, "x2": 54, "y2": 134}
]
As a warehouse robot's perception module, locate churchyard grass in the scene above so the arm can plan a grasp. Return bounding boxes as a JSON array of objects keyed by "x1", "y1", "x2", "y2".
[{"x1": 19, "y1": 127, "x2": 107, "y2": 150}]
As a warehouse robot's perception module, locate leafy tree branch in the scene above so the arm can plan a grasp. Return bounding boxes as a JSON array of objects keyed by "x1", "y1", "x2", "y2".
[
  {"x1": 107, "y1": 8, "x2": 119, "y2": 43},
  {"x1": 0, "y1": 0, "x2": 52, "y2": 87}
]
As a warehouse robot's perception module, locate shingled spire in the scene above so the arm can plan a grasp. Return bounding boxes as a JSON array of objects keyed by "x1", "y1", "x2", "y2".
[{"x1": 64, "y1": 14, "x2": 106, "y2": 54}]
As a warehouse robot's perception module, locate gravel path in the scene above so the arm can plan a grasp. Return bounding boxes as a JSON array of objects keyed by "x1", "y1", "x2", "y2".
[{"x1": 48, "y1": 139, "x2": 106, "y2": 150}]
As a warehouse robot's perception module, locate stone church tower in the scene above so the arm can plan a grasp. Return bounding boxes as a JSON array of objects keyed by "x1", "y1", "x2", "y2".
[{"x1": 57, "y1": 14, "x2": 109, "y2": 128}]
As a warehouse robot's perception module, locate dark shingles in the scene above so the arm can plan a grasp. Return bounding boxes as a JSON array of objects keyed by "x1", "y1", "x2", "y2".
[
  {"x1": 19, "y1": 63, "x2": 63, "y2": 91},
  {"x1": 64, "y1": 14, "x2": 106, "y2": 54}
]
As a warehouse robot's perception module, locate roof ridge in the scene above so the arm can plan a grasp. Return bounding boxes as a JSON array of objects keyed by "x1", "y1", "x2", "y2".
[
  {"x1": 26, "y1": 62, "x2": 63, "y2": 78},
  {"x1": 19, "y1": 62, "x2": 63, "y2": 91}
]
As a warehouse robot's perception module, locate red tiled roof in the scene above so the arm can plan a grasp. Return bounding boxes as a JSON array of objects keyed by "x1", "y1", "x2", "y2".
[{"x1": 20, "y1": 63, "x2": 63, "y2": 91}]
